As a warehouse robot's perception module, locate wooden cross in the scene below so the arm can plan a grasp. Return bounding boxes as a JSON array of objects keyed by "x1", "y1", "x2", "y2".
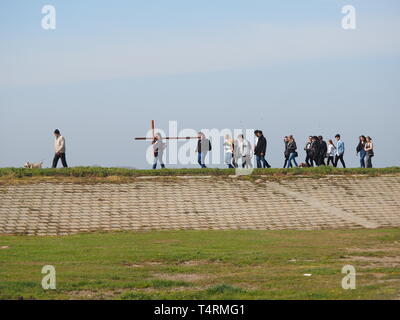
[{"x1": 134, "y1": 120, "x2": 200, "y2": 141}]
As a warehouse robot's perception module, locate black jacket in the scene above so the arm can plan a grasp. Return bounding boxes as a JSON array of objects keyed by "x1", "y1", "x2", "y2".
[
  {"x1": 304, "y1": 142, "x2": 312, "y2": 155},
  {"x1": 319, "y1": 140, "x2": 327, "y2": 157},
  {"x1": 287, "y1": 140, "x2": 297, "y2": 154},
  {"x1": 356, "y1": 141, "x2": 365, "y2": 153},
  {"x1": 284, "y1": 141, "x2": 290, "y2": 158},
  {"x1": 310, "y1": 141, "x2": 319, "y2": 158},
  {"x1": 255, "y1": 135, "x2": 267, "y2": 156},
  {"x1": 197, "y1": 139, "x2": 211, "y2": 153}
]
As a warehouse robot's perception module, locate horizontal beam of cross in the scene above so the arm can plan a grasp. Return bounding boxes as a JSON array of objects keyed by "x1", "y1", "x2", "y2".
[{"x1": 134, "y1": 137, "x2": 199, "y2": 140}]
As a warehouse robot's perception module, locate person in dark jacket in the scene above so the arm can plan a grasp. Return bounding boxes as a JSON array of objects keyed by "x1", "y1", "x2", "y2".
[
  {"x1": 304, "y1": 136, "x2": 313, "y2": 167},
  {"x1": 286, "y1": 135, "x2": 298, "y2": 168},
  {"x1": 310, "y1": 136, "x2": 320, "y2": 166},
  {"x1": 283, "y1": 136, "x2": 290, "y2": 168},
  {"x1": 196, "y1": 132, "x2": 211, "y2": 168},
  {"x1": 356, "y1": 135, "x2": 367, "y2": 168},
  {"x1": 364, "y1": 136, "x2": 374, "y2": 168},
  {"x1": 254, "y1": 130, "x2": 271, "y2": 168},
  {"x1": 318, "y1": 136, "x2": 327, "y2": 166}
]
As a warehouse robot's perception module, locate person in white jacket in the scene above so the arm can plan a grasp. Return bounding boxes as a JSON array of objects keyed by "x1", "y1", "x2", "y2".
[
  {"x1": 152, "y1": 133, "x2": 166, "y2": 169},
  {"x1": 237, "y1": 134, "x2": 253, "y2": 168},
  {"x1": 326, "y1": 139, "x2": 336, "y2": 166},
  {"x1": 223, "y1": 135, "x2": 234, "y2": 168},
  {"x1": 52, "y1": 129, "x2": 68, "y2": 168}
]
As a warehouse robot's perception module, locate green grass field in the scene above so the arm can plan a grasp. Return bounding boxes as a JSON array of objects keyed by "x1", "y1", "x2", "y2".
[{"x1": 1, "y1": 229, "x2": 399, "y2": 300}]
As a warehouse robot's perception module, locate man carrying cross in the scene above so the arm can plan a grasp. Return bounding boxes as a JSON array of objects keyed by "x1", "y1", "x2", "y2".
[{"x1": 152, "y1": 133, "x2": 166, "y2": 169}]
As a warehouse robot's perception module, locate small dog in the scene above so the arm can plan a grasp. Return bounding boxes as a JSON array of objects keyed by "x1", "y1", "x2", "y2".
[
  {"x1": 24, "y1": 162, "x2": 43, "y2": 169},
  {"x1": 298, "y1": 162, "x2": 310, "y2": 168}
]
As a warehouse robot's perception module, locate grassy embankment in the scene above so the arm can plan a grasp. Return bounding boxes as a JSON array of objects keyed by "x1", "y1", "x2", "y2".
[{"x1": 0, "y1": 167, "x2": 399, "y2": 184}]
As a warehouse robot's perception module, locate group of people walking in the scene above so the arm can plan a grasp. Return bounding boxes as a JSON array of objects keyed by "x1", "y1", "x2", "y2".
[
  {"x1": 48, "y1": 129, "x2": 374, "y2": 170},
  {"x1": 300, "y1": 134, "x2": 346, "y2": 168},
  {"x1": 356, "y1": 135, "x2": 375, "y2": 168},
  {"x1": 151, "y1": 130, "x2": 375, "y2": 170},
  {"x1": 282, "y1": 134, "x2": 375, "y2": 169},
  {"x1": 222, "y1": 130, "x2": 271, "y2": 169}
]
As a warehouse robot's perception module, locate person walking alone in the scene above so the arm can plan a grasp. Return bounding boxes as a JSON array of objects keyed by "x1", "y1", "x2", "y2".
[{"x1": 52, "y1": 129, "x2": 68, "y2": 168}]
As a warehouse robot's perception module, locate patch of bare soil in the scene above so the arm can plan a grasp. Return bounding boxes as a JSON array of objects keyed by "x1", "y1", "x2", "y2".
[
  {"x1": 343, "y1": 255, "x2": 400, "y2": 268},
  {"x1": 66, "y1": 288, "x2": 139, "y2": 300},
  {"x1": 122, "y1": 261, "x2": 163, "y2": 268},
  {"x1": 177, "y1": 260, "x2": 224, "y2": 266},
  {"x1": 345, "y1": 247, "x2": 399, "y2": 253},
  {"x1": 152, "y1": 273, "x2": 210, "y2": 282}
]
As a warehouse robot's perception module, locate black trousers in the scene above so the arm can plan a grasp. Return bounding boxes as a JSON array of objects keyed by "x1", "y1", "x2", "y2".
[
  {"x1": 327, "y1": 156, "x2": 335, "y2": 166},
  {"x1": 334, "y1": 154, "x2": 346, "y2": 168},
  {"x1": 305, "y1": 154, "x2": 313, "y2": 167},
  {"x1": 283, "y1": 156, "x2": 289, "y2": 168},
  {"x1": 52, "y1": 153, "x2": 68, "y2": 168}
]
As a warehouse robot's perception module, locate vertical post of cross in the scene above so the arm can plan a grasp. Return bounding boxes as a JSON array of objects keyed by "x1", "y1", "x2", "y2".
[{"x1": 151, "y1": 120, "x2": 155, "y2": 140}]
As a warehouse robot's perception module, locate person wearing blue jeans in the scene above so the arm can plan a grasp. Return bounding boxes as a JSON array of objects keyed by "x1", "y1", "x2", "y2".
[
  {"x1": 256, "y1": 155, "x2": 270, "y2": 168},
  {"x1": 223, "y1": 135, "x2": 234, "y2": 168},
  {"x1": 286, "y1": 135, "x2": 298, "y2": 168},
  {"x1": 356, "y1": 135, "x2": 366, "y2": 168},
  {"x1": 254, "y1": 130, "x2": 271, "y2": 168},
  {"x1": 196, "y1": 132, "x2": 211, "y2": 168},
  {"x1": 197, "y1": 152, "x2": 206, "y2": 168}
]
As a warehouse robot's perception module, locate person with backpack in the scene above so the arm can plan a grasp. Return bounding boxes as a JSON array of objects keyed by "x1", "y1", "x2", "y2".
[
  {"x1": 196, "y1": 132, "x2": 211, "y2": 168},
  {"x1": 254, "y1": 130, "x2": 271, "y2": 168},
  {"x1": 286, "y1": 135, "x2": 298, "y2": 168},
  {"x1": 364, "y1": 136, "x2": 374, "y2": 168}
]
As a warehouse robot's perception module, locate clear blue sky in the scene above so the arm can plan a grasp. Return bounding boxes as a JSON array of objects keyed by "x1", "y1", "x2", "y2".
[{"x1": 0, "y1": 0, "x2": 399, "y2": 168}]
